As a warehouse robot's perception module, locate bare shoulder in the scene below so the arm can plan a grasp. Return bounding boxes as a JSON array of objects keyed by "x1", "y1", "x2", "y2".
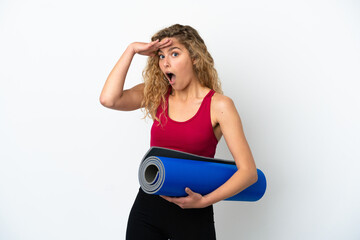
[
  {"x1": 211, "y1": 92, "x2": 239, "y2": 125},
  {"x1": 212, "y1": 92, "x2": 236, "y2": 113}
]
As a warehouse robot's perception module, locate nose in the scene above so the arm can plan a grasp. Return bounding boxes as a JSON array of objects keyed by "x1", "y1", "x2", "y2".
[{"x1": 162, "y1": 57, "x2": 170, "y2": 68}]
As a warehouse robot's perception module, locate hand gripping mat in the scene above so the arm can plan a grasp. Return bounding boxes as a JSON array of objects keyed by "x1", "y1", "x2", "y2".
[{"x1": 138, "y1": 147, "x2": 266, "y2": 201}]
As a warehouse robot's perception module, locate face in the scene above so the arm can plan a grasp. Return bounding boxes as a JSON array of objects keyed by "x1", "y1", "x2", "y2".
[{"x1": 158, "y1": 38, "x2": 196, "y2": 90}]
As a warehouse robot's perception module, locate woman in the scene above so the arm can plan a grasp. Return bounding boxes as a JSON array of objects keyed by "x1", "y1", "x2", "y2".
[{"x1": 100, "y1": 24, "x2": 258, "y2": 240}]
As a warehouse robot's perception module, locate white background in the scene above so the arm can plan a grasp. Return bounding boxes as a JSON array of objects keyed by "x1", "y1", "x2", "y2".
[{"x1": 1, "y1": 0, "x2": 359, "y2": 239}]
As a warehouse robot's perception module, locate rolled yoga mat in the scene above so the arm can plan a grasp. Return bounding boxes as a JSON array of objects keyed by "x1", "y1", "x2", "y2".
[{"x1": 138, "y1": 147, "x2": 266, "y2": 201}]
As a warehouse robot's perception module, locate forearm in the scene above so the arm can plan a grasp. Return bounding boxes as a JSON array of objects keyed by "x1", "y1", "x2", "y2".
[
  {"x1": 100, "y1": 44, "x2": 136, "y2": 106},
  {"x1": 203, "y1": 168, "x2": 258, "y2": 206}
]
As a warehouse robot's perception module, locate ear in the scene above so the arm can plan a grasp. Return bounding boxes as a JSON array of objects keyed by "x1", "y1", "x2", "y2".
[{"x1": 192, "y1": 58, "x2": 198, "y2": 65}]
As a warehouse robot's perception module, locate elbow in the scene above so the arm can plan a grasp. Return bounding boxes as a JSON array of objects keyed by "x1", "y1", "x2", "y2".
[
  {"x1": 99, "y1": 95, "x2": 115, "y2": 108},
  {"x1": 242, "y1": 167, "x2": 258, "y2": 186},
  {"x1": 250, "y1": 168, "x2": 258, "y2": 185}
]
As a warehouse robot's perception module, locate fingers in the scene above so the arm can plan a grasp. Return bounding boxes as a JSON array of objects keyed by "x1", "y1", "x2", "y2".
[
  {"x1": 134, "y1": 38, "x2": 173, "y2": 57},
  {"x1": 185, "y1": 187, "x2": 193, "y2": 195},
  {"x1": 161, "y1": 195, "x2": 186, "y2": 209},
  {"x1": 160, "y1": 195, "x2": 172, "y2": 202},
  {"x1": 141, "y1": 38, "x2": 172, "y2": 57},
  {"x1": 155, "y1": 38, "x2": 173, "y2": 49},
  {"x1": 160, "y1": 188, "x2": 204, "y2": 209},
  {"x1": 142, "y1": 38, "x2": 171, "y2": 57},
  {"x1": 149, "y1": 39, "x2": 159, "y2": 46}
]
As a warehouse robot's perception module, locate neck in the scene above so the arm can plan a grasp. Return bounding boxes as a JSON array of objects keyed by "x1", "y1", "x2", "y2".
[{"x1": 171, "y1": 78, "x2": 209, "y2": 101}]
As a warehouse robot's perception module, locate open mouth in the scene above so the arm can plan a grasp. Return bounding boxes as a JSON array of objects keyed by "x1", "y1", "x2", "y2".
[
  {"x1": 166, "y1": 73, "x2": 174, "y2": 79},
  {"x1": 166, "y1": 72, "x2": 175, "y2": 84}
]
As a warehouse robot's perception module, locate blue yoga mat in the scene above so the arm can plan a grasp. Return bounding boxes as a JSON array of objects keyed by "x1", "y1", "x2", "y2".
[{"x1": 138, "y1": 147, "x2": 266, "y2": 201}]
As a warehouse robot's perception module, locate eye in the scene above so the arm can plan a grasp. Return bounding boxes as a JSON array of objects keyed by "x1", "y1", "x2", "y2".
[
  {"x1": 171, "y1": 52, "x2": 179, "y2": 57},
  {"x1": 159, "y1": 54, "x2": 165, "y2": 59}
]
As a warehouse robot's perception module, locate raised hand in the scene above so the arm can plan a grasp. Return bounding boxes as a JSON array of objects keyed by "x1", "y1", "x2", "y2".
[{"x1": 131, "y1": 38, "x2": 172, "y2": 57}]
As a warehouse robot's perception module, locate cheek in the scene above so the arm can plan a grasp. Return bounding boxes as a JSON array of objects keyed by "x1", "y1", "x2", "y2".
[
  {"x1": 159, "y1": 63, "x2": 165, "y2": 73},
  {"x1": 184, "y1": 61, "x2": 195, "y2": 74},
  {"x1": 178, "y1": 58, "x2": 193, "y2": 71}
]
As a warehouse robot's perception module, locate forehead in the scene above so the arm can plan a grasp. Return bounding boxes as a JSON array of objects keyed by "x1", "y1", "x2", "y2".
[{"x1": 158, "y1": 38, "x2": 185, "y2": 52}]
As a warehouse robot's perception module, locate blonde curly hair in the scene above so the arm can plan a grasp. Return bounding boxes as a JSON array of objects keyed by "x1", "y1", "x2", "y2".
[{"x1": 142, "y1": 24, "x2": 222, "y2": 123}]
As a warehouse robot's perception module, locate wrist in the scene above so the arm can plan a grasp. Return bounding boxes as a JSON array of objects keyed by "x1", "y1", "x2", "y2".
[
  {"x1": 127, "y1": 43, "x2": 137, "y2": 55},
  {"x1": 202, "y1": 195, "x2": 214, "y2": 208}
]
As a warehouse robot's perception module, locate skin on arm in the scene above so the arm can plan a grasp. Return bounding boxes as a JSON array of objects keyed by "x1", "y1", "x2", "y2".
[
  {"x1": 99, "y1": 39, "x2": 172, "y2": 111},
  {"x1": 161, "y1": 94, "x2": 258, "y2": 209}
]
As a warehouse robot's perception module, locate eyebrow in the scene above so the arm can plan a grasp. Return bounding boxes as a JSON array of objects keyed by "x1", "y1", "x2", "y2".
[{"x1": 158, "y1": 46, "x2": 182, "y2": 53}]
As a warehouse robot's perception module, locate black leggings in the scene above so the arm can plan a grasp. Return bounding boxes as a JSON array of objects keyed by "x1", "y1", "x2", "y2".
[{"x1": 126, "y1": 188, "x2": 216, "y2": 240}]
